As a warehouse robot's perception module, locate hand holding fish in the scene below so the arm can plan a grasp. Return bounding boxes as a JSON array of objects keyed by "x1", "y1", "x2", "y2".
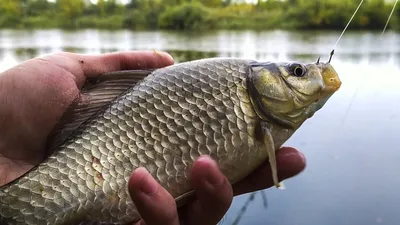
[
  {"x1": 0, "y1": 51, "x2": 311, "y2": 225},
  {"x1": 129, "y1": 148, "x2": 305, "y2": 225},
  {"x1": 0, "y1": 51, "x2": 175, "y2": 186}
]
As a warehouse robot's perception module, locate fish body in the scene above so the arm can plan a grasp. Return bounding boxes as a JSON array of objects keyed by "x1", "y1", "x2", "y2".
[{"x1": 0, "y1": 58, "x2": 341, "y2": 225}]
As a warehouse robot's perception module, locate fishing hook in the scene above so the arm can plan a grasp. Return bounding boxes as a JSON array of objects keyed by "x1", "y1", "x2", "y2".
[{"x1": 328, "y1": 49, "x2": 334, "y2": 63}]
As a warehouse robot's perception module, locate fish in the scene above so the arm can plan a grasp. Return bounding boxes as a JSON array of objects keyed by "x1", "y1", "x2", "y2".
[{"x1": 0, "y1": 57, "x2": 341, "y2": 225}]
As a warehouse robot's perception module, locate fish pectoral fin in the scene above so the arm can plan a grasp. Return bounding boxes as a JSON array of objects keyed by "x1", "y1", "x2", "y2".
[
  {"x1": 175, "y1": 190, "x2": 196, "y2": 208},
  {"x1": 261, "y1": 122, "x2": 281, "y2": 188},
  {"x1": 46, "y1": 70, "x2": 154, "y2": 154}
]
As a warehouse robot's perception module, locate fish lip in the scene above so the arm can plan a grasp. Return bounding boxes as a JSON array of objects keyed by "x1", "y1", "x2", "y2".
[
  {"x1": 323, "y1": 79, "x2": 342, "y2": 93},
  {"x1": 319, "y1": 63, "x2": 342, "y2": 94}
]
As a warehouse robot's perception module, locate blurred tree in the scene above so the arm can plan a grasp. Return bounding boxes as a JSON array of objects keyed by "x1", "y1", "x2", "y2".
[
  {"x1": 56, "y1": 0, "x2": 84, "y2": 27},
  {"x1": 259, "y1": 0, "x2": 282, "y2": 10},
  {"x1": 198, "y1": 0, "x2": 223, "y2": 7},
  {"x1": 361, "y1": 0, "x2": 391, "y2": 29},
  {"x1": 25, "y1": 0, "x2": 54, "y2": 16},
  {"x1": 126, "y1": 0, "x2": 140, "y2": 9},
  {"x1": 0, "y1": 0, "x2": 23, "y2": 16},
  {"x1": 84, "y1": 1, "x2": 100, "y2": 15},
  {"x1": 145, "y1": 0, "x2": 165, "y2": 29},
  {"x1": 124, "y1": 0, "x2": 165, "y2": 29},
  {"x1": 160, "y1": 0, "x2": 181, "y2": 5},
  {"x1": 97, "y1": 0, "x2": 106, "y2": 16},
  {"x1": 222, "y1": 0, "x2": 231, "y2": 7},
  {"x1": 0, "y1": 0, "x2": 23, "y2": 27},
  {"x1": 104, "y1": 0, "x2": 118, "y2": 14},
  {"x1": 0, "y1": 0, "x2": 397, "y2": 31},
  {"x1": 97, "y1": 0, "x2": 121, "y2": 16},
  {"x1": 286, "y1": 0, "x2": 298, "y2": 5},
  {"x1": 159, "y1": 1, "x2": 215, "y2": 30}
]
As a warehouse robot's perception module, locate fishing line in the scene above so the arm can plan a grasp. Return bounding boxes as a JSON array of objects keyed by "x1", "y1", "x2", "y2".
[
  {"x1": 381, "y1": 0, "x2": 398, "y2": 36},
  {"x1": 325, "y1": 0, "x2": 365, "y2": 63},
  {"x1": 332, "y1": 0, "x2": 365, "y2": 51},
  {"x1": 231, "y1": 192, "x2": 256, "y2": 225},
  {"x1": 335, "y1": 0, "x2": 366, "y2": 121},
  {"x1": 342, "y1": 0, "x2": 397, "y2": 123}
]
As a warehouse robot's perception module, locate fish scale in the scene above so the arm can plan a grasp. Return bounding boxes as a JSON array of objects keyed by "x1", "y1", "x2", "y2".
[{"x1": 0, "y1": 59, "x2": 269, "y2": 224}]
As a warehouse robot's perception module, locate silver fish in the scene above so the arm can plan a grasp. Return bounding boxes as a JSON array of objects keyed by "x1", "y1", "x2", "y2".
[{"x1": 0, "y1": 58, "x2": 341, "y2": 224}]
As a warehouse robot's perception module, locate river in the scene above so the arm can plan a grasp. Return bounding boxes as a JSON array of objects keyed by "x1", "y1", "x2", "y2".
[{"x1": 0, "y1": 29, "x2": 399, "y2": 225}]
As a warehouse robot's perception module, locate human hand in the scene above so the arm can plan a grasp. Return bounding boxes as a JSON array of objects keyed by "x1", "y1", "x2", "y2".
[
  {"x1": 0, "y1": 50, "x2": 174, "y2": 185},
  {"x1": 129, "y1": 147, "x2": 305, "y2": 225}
]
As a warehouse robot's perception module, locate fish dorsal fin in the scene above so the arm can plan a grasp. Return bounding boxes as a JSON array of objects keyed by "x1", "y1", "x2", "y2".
[{"x1": 45, "y1": 70, "x2": 154, "y2": 155}]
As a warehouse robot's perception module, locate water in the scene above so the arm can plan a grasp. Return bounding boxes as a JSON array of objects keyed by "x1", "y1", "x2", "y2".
[{"x1": 0, "y1": 29, "x2": 399, "y2": 225}]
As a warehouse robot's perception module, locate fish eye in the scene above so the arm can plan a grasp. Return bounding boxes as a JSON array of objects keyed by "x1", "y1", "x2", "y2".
[{"x1": 290, "y1": 64, "x2": 306, "y2": 77}]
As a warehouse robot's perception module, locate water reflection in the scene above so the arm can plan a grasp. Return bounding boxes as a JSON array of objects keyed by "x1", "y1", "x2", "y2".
[
  {"x1": 1, "y1": 29, "x2": 399, "y2": 67},
  {"x1": 0, "y1": 29, "x2": 399, "y2": 225},
  {"x1": 14, "y1": 48, "x2": 39, "y2": 60},
  {"x1": 2, "y1": 48, "x2": 398, "y2": 69}
]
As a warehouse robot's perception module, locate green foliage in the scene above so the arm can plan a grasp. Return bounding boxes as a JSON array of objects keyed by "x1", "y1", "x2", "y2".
[
  {"x1": 0, "y1": 0, "x2": 398, "y2": 31},
  {"x1": 280, "y1": 0, "x2": 394, "y2": 30},
  {"x1": 22, "y1": 16, "x2": 58, "y2": 29},
  {"x1": 25, "y1": 0, "x2": 55, "y2": 17},
  {"x1": 76, "y1": 15, "x2": 125, "y2": 29},
  {"x1": 122, "y1": 9, "x2": 148, "y2": 30},
  {"x1": 0, "y1": 0, "x2": 23, "y2": 27},
  {"x1": 158, "y1": 2, "x2": 215, "y2": 30},
  {"x1": 55, "y1": 0, "x2": 85, "y2": 28},
  {"x1": 210, "y1": 3, "x2": 282, "y2": 30},
  {"x1": 198, "y1": 0, "x2": 222, "y2": 7},
  {"x1": 0, "y1": 0, "x2": 22, "y2": 15},
  {"x1": 56, "y1": 0, "x2": 84, "y2": 19},
  {"x1": 0, "y1": 14, "x2": 22, "y2": 28},
  {"x1": 97, "y1": 0, "x2": 124, "y2": 16}
]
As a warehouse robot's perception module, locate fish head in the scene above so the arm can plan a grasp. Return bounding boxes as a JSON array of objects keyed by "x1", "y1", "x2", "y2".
[{"x1": 248, "y1": 61, "x2": 341, "y2": 129}]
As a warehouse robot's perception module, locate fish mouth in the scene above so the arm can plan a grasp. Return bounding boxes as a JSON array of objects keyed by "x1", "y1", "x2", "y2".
[{"x1": 320, "y1": 63, "x2": 342, "y2": 94}]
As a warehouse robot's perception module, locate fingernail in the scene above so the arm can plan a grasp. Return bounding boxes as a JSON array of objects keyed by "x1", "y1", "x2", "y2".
[
  {"x1": 161, "y1": 51, "x2": 174, "y2": 62},
  {"x1": 278, "y1": 149, "x2": 307, "y2": 178},
  {"x1": 198, "y1": 156, "x2": 224, "y2": 187},
  {"x1": 136, "y1": 168, "x2": 159, "y2": 195},
  {"x1": 282, "y1": 151, "x2": 306, "y2": 166}
]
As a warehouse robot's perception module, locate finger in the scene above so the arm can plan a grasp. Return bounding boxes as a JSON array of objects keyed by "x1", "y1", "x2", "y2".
[
  {"x1": 183, "y1": 156, "x2": 233, "y2": 225},
  {"x1": 128, "y1": 167, "x2": 179, "y2": 225},
  {"x1": 232, "y1": 147, "x2": 306, "y2": 196},
  {"x1": 65, "y1": 50, "x2": 174, "y2": 76},
  {"x1": 39, "y1": 50, "x2": 174, "y2": 88}
]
